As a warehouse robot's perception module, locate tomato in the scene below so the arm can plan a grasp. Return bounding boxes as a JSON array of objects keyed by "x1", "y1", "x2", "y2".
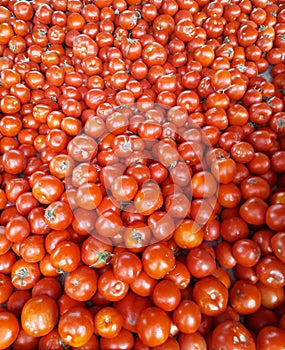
[
  {"x1": 257, "y1": 282, "x2": 285, "y2": 309},
  {"x1": 111, "y1": 175, "x2": 138, "y2": 201},
  {"x1": 81, "y1": 235, "x2": 113, "y2": 268},
  {"x1": 0, "y1": 1, "x2": 285, "y2": 347},
  {"x1": 152, "y1": 279, "x2": 181, "y2": 312},
  {"x1": 44, "y1": 201, "x2": 73, "y2": 230},
  {"x1": 98, "y1": 270, "x2": 129, "y2": 302},
  {"x1": 191, "y1": 171, "x2": 217, "y2": 198},
  {"x1": 58, "y1": 307, "x2": 94, "y2": 348},
  {"x1": 38, "y1": 329, "x2": 65, "y2": 350},
  {"x1": 21, "y1": 295, "x2": 58, "y2": 337},
  {"x1": 271, "y1": 232, "x2": 285, "y2": 263},
  {"x1": 50, "y1": 241, "x2": 81, "y2": 272},
  {"x1": 192, "y1": 276, "x2": 229, "y2": 316},
  {"x1": 218, "y1": 184, "x2": 242, "y2": 208},
  {"x1": 240, "y1": 176, "x2": 271, "y2": 200},
  {"x1": 173, "y1": 300, "x2": 201, "y2": 334},
  {"x1": 256, "y1": 326, "x2": 285, "y2": 350},
  {"x1": 230, "y1": 280, "x2": 261, "y2": 315},
  {"x1": 32, "y1": 277, "x2": 62, "y2": 300},
  {"x1": 134, "y1": 181, "x2": 163, "y2": 216},
  {"x1": 64, "y1": 266, "x2": 98, "y2": 301},
  {"x1": 256, "y1": 255, "x2": 285, "y2": 288},
  {"x1": 137, "y1": 307, "x2": 171, "y2": 347},
  {"x1": 2, "y1": 149, "x2": 27, "y2": 174},
  {"x1": 11, "y1": 259, "x2": 41, "y2": 290},
  {"x1": 0, "y1": 311, "x2": 20, "y2": 349},
  {"x1": 174, "y1": 219, "x2": 204, "y2": 249},
  {"x1": 130, "y1": 270, "x2": 157, "y2": 297},
  {"x1": 112, "y1": 251, "x2": 142, "y2": 284},
  {"x1": 99, "y1": 329, "x2": 134, "y2": 350},
  {"x1": 142, "y1": 243, "x2": 175, "y2": 279},
  {"x1": 211, "y1": 320, "x2": 256, "y2": 350},
  {"x1": 142, "y1": 42, "x2": 168, "y2": 67},
  {"x1": 0, "y1": 273, "x2": 13, "y2": 304},
  {"x1": 20, "y1": 235, "x2": 45, "y2": 263},
  {"x1": 32, "y1": 175, "x2": 64, "y2": 205},
  {"x1": 114, "y1": 291, "x2": 151, "y2": 333},
  {"x1": 178, "y1": 332, "x2": 207, "y2": 350},
  {"x1": 246, "y1": 306, "x2": 279, "y2": 334},
  {"x1": 266, "y1": 204, "x2": 285, "y2": 231},
  {"x1": 187, "y1": 245, "x2": 216, "y2": 278},
  {"x1": 5, "y1": 215, "x2": 30, "y2": 243},
  {"x1": 94, "y1": 306, "x2": 124, "y2": 338}
]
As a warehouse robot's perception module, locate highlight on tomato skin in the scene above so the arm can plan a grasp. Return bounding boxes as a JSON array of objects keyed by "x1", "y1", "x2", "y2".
[{"x1": 0, "y1": 0, "x2": 285, "y2": 348}]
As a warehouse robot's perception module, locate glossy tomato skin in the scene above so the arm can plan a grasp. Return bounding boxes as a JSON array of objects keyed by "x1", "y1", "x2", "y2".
[
  {"x1": 137, "y1": 307, "x2": 171, "y2": 347},
  {"x1": 98, "y1": 270, "x2": 129, "y2": 302},
  {"x1": 58, "y1": 307, "x2": 94, "y2": 348},
  {"x1": 173, "y1": 300, "x2": 202, "y2": 334},
  {"x1": 21, "y1": 295, "x2": 58, "y2": 337},
  {"x1": 256, "y1": 326, "x2": 285, "y2": 350},
  {"x1": 99, "y1": 329, "x2": 134, "y2": 350},
  {"x1": 0, "y1": 311, "x2": 20, "y2": 349},
  {"x1": 211, "y1": 320, "x2": 256, "y2": 350},
  {"x1": 94, "y1": 306, "x2": 124, "y2": 338},
  {"x1": 192, "y1": 276, "x2": 229, "y2": 316},
  {"x1": 142, "y1": 243, "x2": 175, "y2": 279},
  {"x1": 64, "y1": 266, "x2": 98, "y2": 301}
]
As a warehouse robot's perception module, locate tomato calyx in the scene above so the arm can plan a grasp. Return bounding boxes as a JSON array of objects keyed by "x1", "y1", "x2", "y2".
[
  {"x1": 121, "y1": 136, "x2": 133, "y2": 151},
  {"x1": 89, "y1": 250, "x2": 115, "y2": 267},
  {"x1": 58, "y1": 160, "x2": 70, "y2": 170},
  {"x1": 59, "y1": 338, "x2": 69, "y2": 349},
  {"x1": 12, "y1": 267, "x2": 28, "y2": 286},
  {"x1": 237, "y1": 64, "x2": 248, "y2": 73},
  {"x1": 44, "y1": 203, "x2": 62, "y2": 222},
  {"x1": 38, "y1": 29, "x2": 47, "y2": 37},
  {"x1": 131, "y1": 229, "x2": 143, "y2": 245}
]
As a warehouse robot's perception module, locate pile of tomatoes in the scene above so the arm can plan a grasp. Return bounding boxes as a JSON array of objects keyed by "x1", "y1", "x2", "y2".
[{"x1": 0, "y1": 0, "x2": 285, "y2": 348}]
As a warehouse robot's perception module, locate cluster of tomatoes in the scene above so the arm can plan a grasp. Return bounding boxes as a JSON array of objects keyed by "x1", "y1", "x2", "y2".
[{"x1": 0, "y1": 0, "x2": 285, "y2": 348}]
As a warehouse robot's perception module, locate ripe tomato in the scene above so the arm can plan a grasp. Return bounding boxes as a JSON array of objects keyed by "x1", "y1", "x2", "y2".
[
  {"x1": 21, "y1": 295, "x2": 58, "y2": 337},
  {"x1": 99, "y1": 329, "x2": 134, "y2": 350},
  {"x1": 94, "y1": 306, "x2": 124, "y2": 338},
  {"x1": 137, "y1": 307, "x2": 171, "y2": 347},
  {"x1": 58, "y1": 307, "x2": 94, "y2": 348},
  {"x1": 44, "y1": 201, "x2": 73, "y2": 230},
  {"x1": 173, "y1": 300, "x2": 202, "y2": 334},
  {"x1": 32, "y1": 175, "x2": 64, "y2": 205},
  {"x1": 11, "y1": 259, "x2": 41, "y2": 290},
  {"x1": 98, "y1": 270, "x2": 129, "y2": 302},
  {"x1": 112, "y1": 251, "x2": 142, "y2": 284},
  {"x1": 50, "y1": 241, "x2": 81, "y2": 273},
  {"x1": 256, "y1": 326, "x2": 285, "y2": 350},
  {"x1": 142, "y1": 243, "x2": 175, "y2": 279},
  {"x1": 230, "y1": 280, "x2": 261, "y2": 315},
  {"x1": 266, "y1": 204, "x2": 285, "y2": 231},
  {"x1": 64, "y1": 266, "x2": 98, "y2": 301},
  {"x1": 152, "y1": 279, "x2": 181, "y2": 312},
  {"x1": 0, "y1": 311, "x2": 19, "y2": 349},
  {"x1": 192, "y1": 276, "x2": 229, "y2": 316},
  {"x1": 211, "y1": 320, "x2": 256, "y2": 350}
]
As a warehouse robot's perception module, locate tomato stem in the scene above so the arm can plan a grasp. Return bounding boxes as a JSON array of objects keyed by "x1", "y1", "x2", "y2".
[
  {"x1": 12, "y1": 268, "x2": 29, "y2": 286},
  {"x1": 44, "y1": 203, "x2": 61, "y2": 222},
  {"x1": 89, "y1": 250, "x2": 115, "y2": 267}
]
